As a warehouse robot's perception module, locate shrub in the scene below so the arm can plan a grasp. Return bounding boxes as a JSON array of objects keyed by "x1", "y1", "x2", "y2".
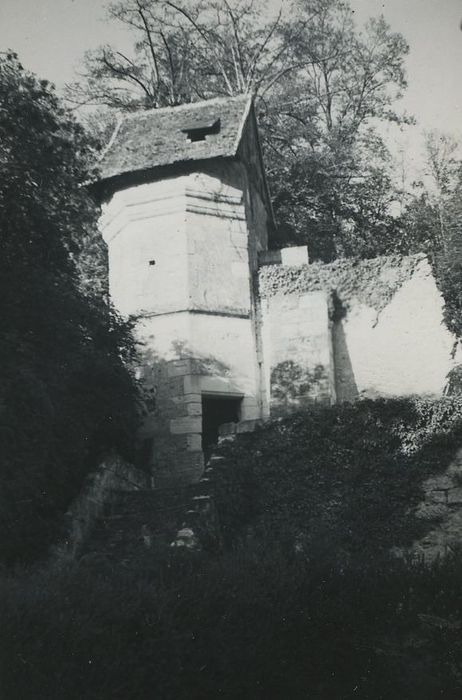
[
  {"x1": 212, "y1": 397, "x2": 462, "y2": 560},
  {"x1": 0, "y1": 54, "x2": 139, "y2": 563}
]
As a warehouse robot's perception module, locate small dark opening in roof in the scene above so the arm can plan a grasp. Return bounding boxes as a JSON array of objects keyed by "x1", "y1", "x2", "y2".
[{"x1": 181, "y1": 117, "x2": 221, "y2": 142}]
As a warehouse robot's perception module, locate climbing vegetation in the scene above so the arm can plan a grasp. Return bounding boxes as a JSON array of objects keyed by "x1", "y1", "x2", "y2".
[
  {"x1": 0, "y1": 54, "x2": 140, "y2": 563},
  {"x1": 212, "y1": 397, "x2": 462, "y2": 560}
]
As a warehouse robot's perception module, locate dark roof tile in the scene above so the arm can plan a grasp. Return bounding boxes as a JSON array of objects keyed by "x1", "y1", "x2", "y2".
[{"x1": 98, "y1": 94, "x2": 251, "y2": 182}]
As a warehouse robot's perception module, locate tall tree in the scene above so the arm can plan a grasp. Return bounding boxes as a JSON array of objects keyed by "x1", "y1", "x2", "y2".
[
  {"x1": 422, "y1": 130, "x2": 460, "y2": 253},
  {"x1": 68, "y1": 0, "x2": 411, "y2": 260},
  {"x1": 67, "y1": 0, "x2": 306, "y2": 109},
  {"x1": 0, "y1": 53, "x2": 139, "y2": 562},
  {"x1": 263, "y1": 0, "x2": 411, "y2": 258}
]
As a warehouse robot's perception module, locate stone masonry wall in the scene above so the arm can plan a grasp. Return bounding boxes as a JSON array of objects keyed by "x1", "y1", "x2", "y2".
[
  {"x1": 333, "y1": 258, "x2": 461, "y2": 400},
  {"x1": 258, "y1": 254, "x2": 461, "y2": 407},
  {"x1": 260, "y1": 291, "x2": 335, "y2": 414},
  {"x1": 406, "y1": 447, "x2": 462, "y2": 561},
  {"x1": 136, "y1": 312, "x2": 262, "y2": 485},
  {"x1": 101, "y1": 162, "x2": 266, "y2": 484},
  {"x1": 52, "y1": 454, "x2": 149, "y2": 559}
]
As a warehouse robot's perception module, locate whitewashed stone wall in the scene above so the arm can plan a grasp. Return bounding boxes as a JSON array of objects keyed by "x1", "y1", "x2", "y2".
[
  {"x1": 259, "y1": 255, "x2": 460, "y2": 409},
  {"x1": 261, "y1": 290, "x2": 335, "y2": 414},
  {"x1": 100, "y1": 162, "x2": 268, "y2": 484},
  {"x1": 334, "y1": 258, "x2": 461, "y2": 401}
]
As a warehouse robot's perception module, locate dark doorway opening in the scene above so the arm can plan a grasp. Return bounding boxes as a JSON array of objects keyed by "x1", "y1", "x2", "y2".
[{"x1": 201, "y1": 395, "x2": 242, "y2": 455}]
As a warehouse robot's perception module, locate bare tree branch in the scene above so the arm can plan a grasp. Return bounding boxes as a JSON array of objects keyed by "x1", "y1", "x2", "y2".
[
  {"x1": 101, "y1": 50, "x2": 153, "y2": 101},
  {"x1": 135, "y1": 0, "x2": 161, "y2": 98}
]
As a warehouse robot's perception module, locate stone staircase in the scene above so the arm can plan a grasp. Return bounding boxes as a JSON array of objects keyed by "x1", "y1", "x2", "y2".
[{"x1": 81, "y1": 480, "x2": 219, "y2": 565}]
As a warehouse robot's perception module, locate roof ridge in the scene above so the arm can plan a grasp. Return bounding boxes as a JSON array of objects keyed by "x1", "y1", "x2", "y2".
[
  {"x1": 97, "y1": 93, "x2": 254, "y2": 184},
  {"x1": 121, "y1": 93, "x2": 250, "y2": 123}
]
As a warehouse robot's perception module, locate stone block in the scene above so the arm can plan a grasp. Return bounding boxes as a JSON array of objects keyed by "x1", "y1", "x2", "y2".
[
  {"x1": 187, "y1": 434, "x2": 202, "y2": 451},
  {"x1": 168, "y1": 376, "x2": 185, "y2": 396},
  {"x1": 184, "y1": 375, "x2": 200, "y2": 394},
  {"x1": 447, "y1": 488, "x2": 462, "y2": 505},
  {"x1": 240, "y1": 404, "x2": 260, "y2": 421},
  {"x1": 187, "y1": 402, "x2": 202, "y2": 416},
  {"x1": 183, "y1": 393, "x2": 202, "y2": 404},
  {"x1": 167, "y1": 360, "x2": 192, "y2": 377},
  {"x1": 280, "y1": 246, "x2": 309, "y2": 266},
  {"x1": 231, "y1": 231, "x2": 248, "y2": 248},
  {"x1": 170, "y1": 416, "x2": 202, "y2": 434},
  {"x1": 207, "y1": 455, "x2": 227, "y2": 466},
  {"x1": 415, "y1": 502, "x2": 448, "y2": 521},
  {"x1": 426, "y1": 489, "x2": 449, "y2": 504},
  {"x1": 424, "y1": 475, "x2": 454, "y2": 492}
]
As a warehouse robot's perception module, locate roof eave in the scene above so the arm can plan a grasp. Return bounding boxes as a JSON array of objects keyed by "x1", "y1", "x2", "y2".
[
  {"x1": 242, "y1": 99, "x2": 276, "y2": 229},
  {"x1": 90, "y1": 154, "x2": 237, "y2": 201}
]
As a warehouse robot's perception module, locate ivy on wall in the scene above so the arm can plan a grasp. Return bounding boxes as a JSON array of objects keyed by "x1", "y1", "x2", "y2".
[{"x1": 259, "y1": 254, "x2": 422, "y2": 318}]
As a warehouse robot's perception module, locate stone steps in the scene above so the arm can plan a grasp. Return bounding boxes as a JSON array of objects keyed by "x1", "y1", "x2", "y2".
[{"x1": 81, "y1": 483, "x2": 215, "y2": 564}]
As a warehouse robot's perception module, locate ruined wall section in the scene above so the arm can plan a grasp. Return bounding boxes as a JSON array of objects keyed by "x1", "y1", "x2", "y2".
[
  {"x1": 258, "y1": 254, "x2": 461, "y2": 409},
  {"x1": 258, "y1": 246, "x2": 334, "y2": 412},
  {"x1": 334, "y1": 258, "x2": 460, "y2": 400},
  {"x1": 260, "y1": 290, "x2": 335, "y2": 414}
]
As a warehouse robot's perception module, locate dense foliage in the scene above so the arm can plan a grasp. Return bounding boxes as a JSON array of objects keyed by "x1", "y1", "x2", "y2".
[
  {"x1": 262, "y1": 0, "x2": 411, "y2": 258},
  {"x1": 2, "y1": 390, "x2": 462, "y2": 697},
  {"x1": 399, "y1": 141, "x2": 462, "y2": 340},
  {"x1": 0, "y1": 54, "x2": 139, "y2": 563},
  {"x1": 212, "y1": 398, "x2": 462, "y2": 559},
  {"x1": 431, "y1": 178, "x2": 462, "y2": 339},
  {"x1": 2, "y1": 549, "x2": 462, "y2": 699}
]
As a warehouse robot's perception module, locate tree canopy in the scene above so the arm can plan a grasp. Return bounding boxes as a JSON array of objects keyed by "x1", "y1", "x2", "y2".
[
  {"x1": 68, "y1": 0, "x2": 412, "y2": 260},
  {"x1": 262, "y1": 0, "x2": 411, "y2": 258},
  {"x1": 402, "y1": 135, "x2": 462, "y2": 340},
  {"x1": 0, "y1": 53, "x2": 139, "y2": 563},
  {"x1": 68, "y1": 0, "x2": 308, "y2": 109}
]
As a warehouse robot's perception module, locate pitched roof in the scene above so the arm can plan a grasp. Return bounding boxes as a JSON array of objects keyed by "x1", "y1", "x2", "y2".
[{"x1": 98, "y1": 94, "x2": 252, "y2": 183}]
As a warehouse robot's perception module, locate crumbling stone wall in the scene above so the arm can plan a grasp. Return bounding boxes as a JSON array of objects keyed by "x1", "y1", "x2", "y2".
[
  {"x1": 260, "y1": 291, "x2": 335, "y2": 414},
  {"x1": 407, "y1": 447, "x2": 462, "y2": 560},
  {"x1": 52, "y1": 454, "x2": 149, "y2": 559},
  {"x1": 258, "y1": 254, "x2": 461, "y2": 406}
]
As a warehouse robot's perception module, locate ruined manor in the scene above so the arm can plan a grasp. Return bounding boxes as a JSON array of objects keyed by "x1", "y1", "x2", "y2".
[{"x1": 95, "y1": 95, "x2": 461, "y2": 486}]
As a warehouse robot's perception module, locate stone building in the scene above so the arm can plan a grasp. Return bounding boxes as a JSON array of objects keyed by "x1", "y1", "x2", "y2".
[
  {"x1": 97, "y1": 95, "x2": 272, "y2": 484},
  {"x1": 96, "y1": 95, "x2": 461, "y2": 485}
]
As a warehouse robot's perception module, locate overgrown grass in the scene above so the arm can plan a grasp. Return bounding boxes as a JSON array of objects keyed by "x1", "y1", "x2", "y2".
[
  {"x1": 1, "y1": 547, "x2": 462, "y2": 699},
  {"x1": 4, "y1": 397, "x2": 462, "y2": 698}
]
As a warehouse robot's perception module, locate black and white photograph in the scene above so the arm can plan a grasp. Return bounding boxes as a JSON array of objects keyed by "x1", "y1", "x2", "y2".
[{"x1": 1, "y1": 0, "x2": 462, "y2": 697}]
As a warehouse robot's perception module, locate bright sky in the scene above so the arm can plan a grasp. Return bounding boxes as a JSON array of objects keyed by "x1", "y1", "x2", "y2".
[{"x1": 1, "y1": 0, "x2": 461, "y2": 177}]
